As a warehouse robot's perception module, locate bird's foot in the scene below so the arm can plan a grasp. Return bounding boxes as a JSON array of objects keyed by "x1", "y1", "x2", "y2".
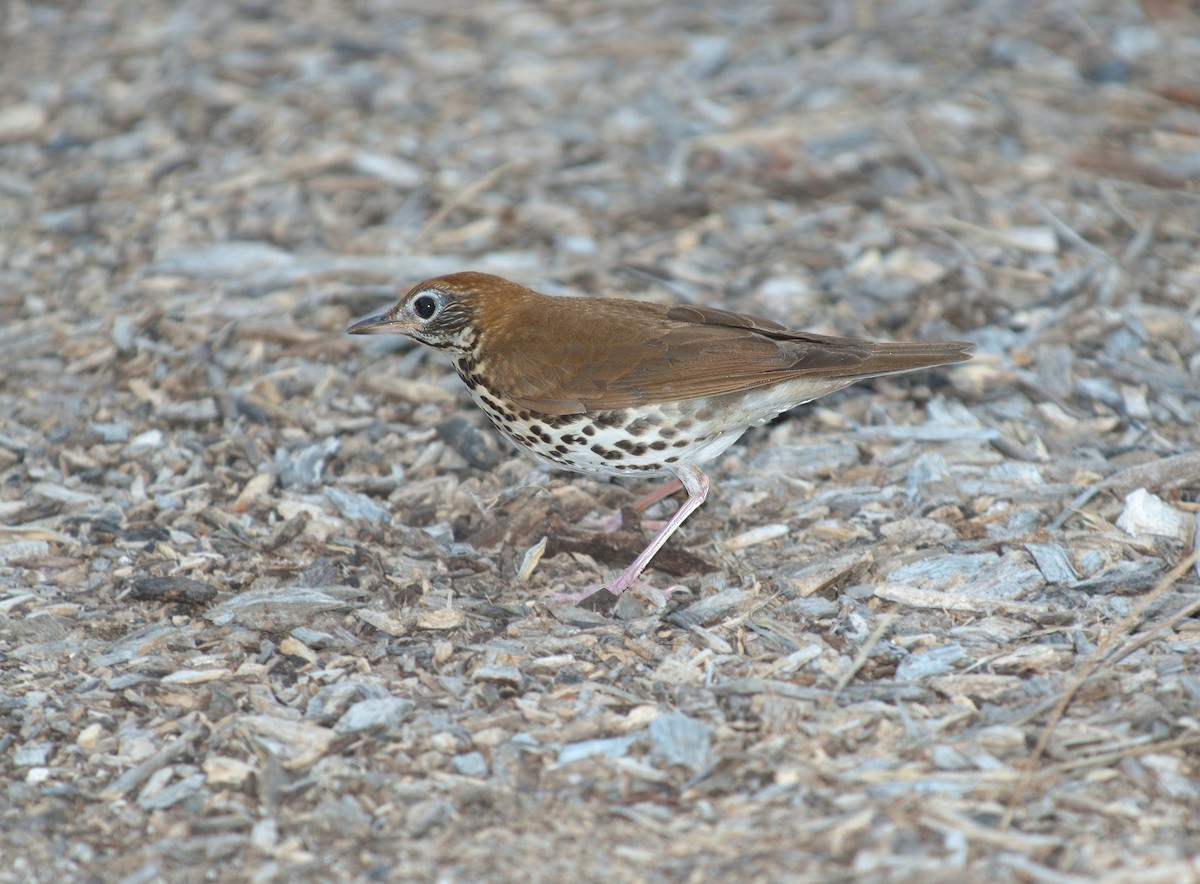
[
  {"x1": 554, "y1": 467, "x2": 707, "y2": 611},
  {"x1": 588, "y1": 510, "x2": 669, "y2": 533},
  {"x1": 585, "y1": 478, "x2": 685, "y2": 533},
  {"x1": 588, "y1": 509, "x2": 627, "y2": 533},
  {"x1": 629, "y1": 580, "x2": 688, "y2": 607},
  {"x1": 552, "y1": 578, "x2": 687, "y2": 608}
]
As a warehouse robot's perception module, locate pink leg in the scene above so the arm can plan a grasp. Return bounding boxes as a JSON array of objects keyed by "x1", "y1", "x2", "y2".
[
  {"x1": 557, "y1": 466, "x2": 709, "y2": 602},
  {"x1": 630, "y1": 478, "x2": 684, "y2": 513},
  {"x1": 594, "y1": 477, "x2": 685, "y2": 532}
]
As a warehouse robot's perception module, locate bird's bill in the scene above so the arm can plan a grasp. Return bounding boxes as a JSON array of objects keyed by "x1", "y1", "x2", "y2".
[{"x1": 346, "y1": 314, "x2": 413, "y2": 335}]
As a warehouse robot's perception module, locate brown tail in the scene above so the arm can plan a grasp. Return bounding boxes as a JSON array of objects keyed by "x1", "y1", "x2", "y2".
[{"x1": 848, "y1": 340, "x2": 973, "y2": 379}]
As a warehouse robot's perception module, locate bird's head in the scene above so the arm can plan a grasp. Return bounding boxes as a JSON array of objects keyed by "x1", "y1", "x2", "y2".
[{"x1": 347, "y1": 271, "x2": 523, "y2": 354}]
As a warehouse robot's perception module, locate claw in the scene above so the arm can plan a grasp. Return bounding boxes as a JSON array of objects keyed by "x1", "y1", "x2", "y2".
[
  {"x1": 551, "y1": 579, "x2": 688, "y2": 608},
  {"x1": 552, "y1": 467, "x2": 708, "y2": 609}
]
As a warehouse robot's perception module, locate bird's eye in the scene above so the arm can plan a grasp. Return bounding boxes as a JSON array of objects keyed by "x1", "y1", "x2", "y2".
[{"x1": 413, "y1": 294, "x2": 438, "y2": 319}]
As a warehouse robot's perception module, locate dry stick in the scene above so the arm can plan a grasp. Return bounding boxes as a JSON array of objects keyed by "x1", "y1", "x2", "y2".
[
  {"x1": 408, "y1": 160, "x2": 522, "y2": 251},
  {"x1": 827, "y1": 610, "x2": 897, "y2": 706},
  {"x1": 1035, "y1": 201, "x2": 1111, "y2": 262},
  {"x1": 1001, "y1": 546, "x2": 1200, "y2": 830},
  {"x1": 1120, "y1": 211, "x2": 1160, "y2": 264},
  {"x1": 1050, "y1": 450, "x2": 1200, "y2": 530},
  {"x1": 1052, "y1": 732, "x2": 1200, "y2": 775}
]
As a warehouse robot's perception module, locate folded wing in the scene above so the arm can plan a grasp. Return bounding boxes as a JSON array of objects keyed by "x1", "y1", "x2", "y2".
[{"x1": 484, "y1": 296, "x2": 972, "y2": 416}]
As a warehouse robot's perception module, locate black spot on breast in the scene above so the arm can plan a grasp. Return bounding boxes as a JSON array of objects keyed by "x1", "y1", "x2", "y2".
[
  {"x1": 650, "y1": 441, "x2": 667, "y2": 451},
  {"x1": 615, "y1": 439, "x2": 635, "y2": 452},
  {"x1": 665, "y1": 456, "x2": 679, "y2": 463},
  {"x1": 594, "y1": 412, "x2": 624, "y2": 429},
  {"x1": 672, "y1": 439, "x2": 689, "y2": 448},
  {"x1": 660, "y1": 427, "x2": 677, "y2": 439},
  {"x1": 591, "y1": 444, "x2": 624, "y2": 461},
  {"x1": 582, "y1": 425, "x2": 596, "y2": 437},
  {"x1": 562, "y1": 434, "x2": 583, "y2": 445},
  {"x1": 553, "y1": 444, "x2": 569, "y2": 455},
  {"x1": 625, "y1": 417, "x2": 654, "y2": 436}
]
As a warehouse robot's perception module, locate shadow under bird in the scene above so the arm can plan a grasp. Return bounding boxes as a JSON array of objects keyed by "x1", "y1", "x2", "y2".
[{"x1": 349, "y1": 272, "x2": 972, "y2": 602}]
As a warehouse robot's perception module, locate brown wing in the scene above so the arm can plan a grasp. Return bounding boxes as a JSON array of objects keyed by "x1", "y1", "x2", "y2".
[{"x1": 478, "y1": 291, "x2": 972, "y2": 416}]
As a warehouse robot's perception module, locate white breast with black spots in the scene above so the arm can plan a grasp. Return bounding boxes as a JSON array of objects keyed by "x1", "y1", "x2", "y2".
[{"x1": 468, "y1": 390, "x2": 748, "y2": 479}]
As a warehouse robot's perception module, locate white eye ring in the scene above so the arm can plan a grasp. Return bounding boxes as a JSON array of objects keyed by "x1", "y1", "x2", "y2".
[{"x1": 412, "y1": 293, "x2": 439, "y2": 319}]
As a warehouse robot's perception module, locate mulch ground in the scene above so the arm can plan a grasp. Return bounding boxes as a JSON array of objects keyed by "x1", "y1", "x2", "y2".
[{"x1": 2, "y1": 1, "x2": 1199, "y2": 881}]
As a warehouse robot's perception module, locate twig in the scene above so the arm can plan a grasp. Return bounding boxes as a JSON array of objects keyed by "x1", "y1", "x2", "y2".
[
  {"x1": 1035, "y1": 201, "x2": 1111, "y2": 262},
  {"x1": 408, "y1": 160, "x2": 522, "y2": 250},
  {"x1": 1051, "y1": 732, "x2": 1200, "y2": 774},
  {"x1": 1001, "y1": 547, "x2": 1200, "y2": 830},
  {"x1": 1120, "y1": 212, "x2": 1159, "y2": 264},
  {"x1": 828, "y1": 610, "x2": 897, "y2": 705},
  {"x1": 1050, "y1": 451, "x2": 1200, "y2": 530}
]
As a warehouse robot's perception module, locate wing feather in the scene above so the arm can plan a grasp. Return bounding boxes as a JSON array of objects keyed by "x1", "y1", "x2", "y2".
[{"x1": 477, "y1": 289, "x2": 971, "y2": 416}]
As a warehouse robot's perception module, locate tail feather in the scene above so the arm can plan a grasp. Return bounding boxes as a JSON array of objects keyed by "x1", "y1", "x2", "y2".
[{"x1": 820, "y1": 340, "x2": 972, "y2": 380}]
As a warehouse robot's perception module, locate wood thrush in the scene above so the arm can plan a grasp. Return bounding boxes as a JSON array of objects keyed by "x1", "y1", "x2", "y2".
[{"x1": 349, "y1": 272, "x2": 971, "y2": 602}]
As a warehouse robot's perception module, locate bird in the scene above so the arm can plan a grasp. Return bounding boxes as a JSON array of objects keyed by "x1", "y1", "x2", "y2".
[{"x1": 348, "y1": 272, "x2": 971, "y2": 603}]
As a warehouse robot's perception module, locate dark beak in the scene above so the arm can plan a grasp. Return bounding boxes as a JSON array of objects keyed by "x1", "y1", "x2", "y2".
[{"x1": 347, "y1": 314, "x2": 410, "y2": 335}]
